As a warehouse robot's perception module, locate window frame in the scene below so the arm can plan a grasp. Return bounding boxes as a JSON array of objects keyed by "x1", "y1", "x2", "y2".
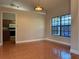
[{"x1": 51, "y1": 14, "x2": 71, "y2": 37}]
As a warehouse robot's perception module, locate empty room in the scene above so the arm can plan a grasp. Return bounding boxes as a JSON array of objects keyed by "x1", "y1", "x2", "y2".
[{"x1": 0, "y1": 0, "x2": 79, "y2": 59}]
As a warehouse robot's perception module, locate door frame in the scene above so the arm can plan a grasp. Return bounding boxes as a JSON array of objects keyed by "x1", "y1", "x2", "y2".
[{"x1": 1, "y1": 11, "x2": 17, "y2": 45}]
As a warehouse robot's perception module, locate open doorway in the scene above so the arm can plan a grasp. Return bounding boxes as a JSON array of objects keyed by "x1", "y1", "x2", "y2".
[{"x1": 2, "y1": 12, "x2": 16, "y2": 45}]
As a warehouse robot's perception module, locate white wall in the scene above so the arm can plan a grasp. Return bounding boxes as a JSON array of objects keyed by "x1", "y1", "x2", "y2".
[
  {"x1": 0, "y1": 7, "x2": 45, "y2": 44},
  {"x1": 45, "y1": 0, "x2": 71, "y2": 44}
]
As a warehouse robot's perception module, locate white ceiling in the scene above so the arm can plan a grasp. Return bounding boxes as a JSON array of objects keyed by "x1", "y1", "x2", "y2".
[{"x1": 0, "y1": 0, "x2": 70, "y2": 13}]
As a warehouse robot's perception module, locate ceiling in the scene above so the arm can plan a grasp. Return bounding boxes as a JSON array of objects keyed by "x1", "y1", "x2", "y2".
[{"x1": 0, "y1": 0, "x2": 70, "y2": 13}]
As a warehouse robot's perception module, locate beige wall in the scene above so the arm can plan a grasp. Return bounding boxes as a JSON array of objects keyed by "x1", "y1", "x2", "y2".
[
  {"x1": 0, "y1": 7, "x2": 45, "y2": 43},
  {"x1": 71, "y1": 0, "x2": 79, "y2": 52},
  {"x1": 16, "y1": 12, "x2": 45, "y2": 42},
  {"x1": 45, "y1": 0, "x2": 71, "y2": 44},
  {"x1": 0, "y1": 12, "x2": 1, "y2": 44}
]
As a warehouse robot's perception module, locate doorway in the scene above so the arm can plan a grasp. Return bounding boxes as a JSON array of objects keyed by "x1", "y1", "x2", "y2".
[{"x1": 2, "y1": 12, "x2": 16, "y2": 45}]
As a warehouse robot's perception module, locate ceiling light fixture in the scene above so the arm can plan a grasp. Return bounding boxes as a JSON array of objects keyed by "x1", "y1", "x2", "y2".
[
  {"x1": 35, "y1": 0, "x2": 43, "y2": 11},
  {"x1": 35, "y1": 5, "x2": 43, "y2": 11}
]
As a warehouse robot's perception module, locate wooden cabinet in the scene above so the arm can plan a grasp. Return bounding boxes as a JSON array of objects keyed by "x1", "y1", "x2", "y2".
[
  {"x1": 3, "y1": 30, "x2": 10, "y2": 41},
  {"x1": 3, "y1": 19, "x2": 15, "y2": 41},
  {"x1": 3, "y1": 20, "x2": 10, "y2": 41}
]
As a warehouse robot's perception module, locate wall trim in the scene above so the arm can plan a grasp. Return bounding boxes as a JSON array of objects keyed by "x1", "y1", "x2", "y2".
[
  {"x1": 46, "y1": 38, "x2": 70, "y2": 46},
  {"x1": 70, "y1": 49, "x2": 79, "y2": 55},
  {"x1": 16, "y1": 39, "x2": 45, "y2": 44}
]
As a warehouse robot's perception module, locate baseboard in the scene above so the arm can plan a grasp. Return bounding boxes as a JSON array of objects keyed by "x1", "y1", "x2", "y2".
[
  {"x1": 16, "y1": 39, "x2": 45, "y2": 44},
  {"x1": 70, "y1": 49, "x2": 79, "y2": 55},
  {"x1": 16, "y1": 38, "x2": 70, "y2": 46},
  {"x1": 46, "y1": 38, "x2": 70, "y2": 46}
]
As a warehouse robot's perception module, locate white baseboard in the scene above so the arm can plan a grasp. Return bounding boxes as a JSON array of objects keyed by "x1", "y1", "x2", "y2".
[
  {"x1": 16, "y1": 38, "x2": 70, "y2": 46},
  {"x1": 46, "y1": 38, "x2": 70, "y2": 46},
  {"x1": 16, "y1": 39, "x2": 45, "y2": 44},
  {"x1": 70, "y1": 49, "x2": 79, "y2": 55}
]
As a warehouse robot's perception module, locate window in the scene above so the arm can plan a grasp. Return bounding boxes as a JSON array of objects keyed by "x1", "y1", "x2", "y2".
[{"x1": 51, "y1": 14, "x2": 71, "y2": 37}]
